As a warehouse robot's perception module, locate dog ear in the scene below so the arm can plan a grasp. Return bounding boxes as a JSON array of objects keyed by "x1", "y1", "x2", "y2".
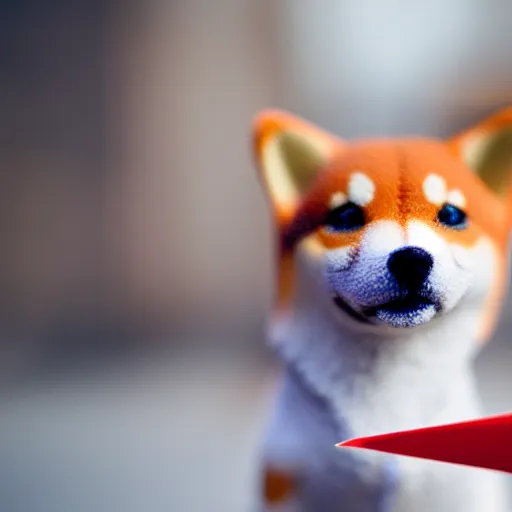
[
  {"x1": 252, "y1": 110, "x2": 342, "y2": 228},
  {"x1": 252, "y1": 110, "x2": 342, "y2": 321},
  {"x1": 448, "y1": 107, "x2": 512, "y2": 199}
]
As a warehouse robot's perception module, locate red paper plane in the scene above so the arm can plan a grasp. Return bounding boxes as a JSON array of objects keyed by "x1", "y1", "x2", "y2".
[{"x1": 337, "y1": 412, "x2": 512, "y2": 473}]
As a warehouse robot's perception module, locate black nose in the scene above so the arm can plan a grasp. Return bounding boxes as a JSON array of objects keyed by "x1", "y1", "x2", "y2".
[{"x1": 387, "y1": 247, "x2": 433, "y2": 290}]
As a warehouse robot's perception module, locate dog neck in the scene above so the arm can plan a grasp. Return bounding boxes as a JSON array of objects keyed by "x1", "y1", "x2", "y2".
[{"x1": 268, "y1": 258, "x2": 485, "y2": 438}]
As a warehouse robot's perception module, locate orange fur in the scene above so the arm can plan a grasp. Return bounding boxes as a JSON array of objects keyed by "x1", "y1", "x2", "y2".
[{"x1": 262, "y1": 466, "x2": 297, "y2": 505}]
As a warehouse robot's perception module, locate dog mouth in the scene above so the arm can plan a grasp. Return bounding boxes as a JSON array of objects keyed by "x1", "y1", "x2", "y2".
[{"x1": 333, "y1": 293, "x2": 439, "y2": 328}]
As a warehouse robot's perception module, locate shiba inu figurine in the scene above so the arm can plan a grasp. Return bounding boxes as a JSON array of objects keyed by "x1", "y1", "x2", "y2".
[{"x1": 252, "y1": 108, "x2": 512, "y2": 511}]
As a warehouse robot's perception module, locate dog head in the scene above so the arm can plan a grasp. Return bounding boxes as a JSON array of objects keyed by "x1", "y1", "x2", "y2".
[{"x1": 253, "y1": 109, "x2": 512, "y2": 338}]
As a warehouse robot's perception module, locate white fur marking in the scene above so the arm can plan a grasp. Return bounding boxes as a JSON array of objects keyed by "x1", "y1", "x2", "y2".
[
  {"x1": 407, "y1": 221, "x2": 446, "y2": 256},
  {"x1": 447, "y1": 189, "x2": 466, "y2": 208},
  {"x1": 329, "y1": 192, "x2": 347, "y2": 209},
  {"x1": 348, "y1": 172, "x2": 375, "y2": 206},
  {"x1": 451, "y1": 243, "x2": 472, "y2": 269},
  {"x1": 363, "y1": 220, "x2": 404, "y2": 256},
  {"x1": 423, "y1": 174, "x2": 447, "y2": 205}
]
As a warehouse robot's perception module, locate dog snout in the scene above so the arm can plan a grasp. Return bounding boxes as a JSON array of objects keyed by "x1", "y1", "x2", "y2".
[{"x1": 387, "y1": 247, "x2": 433, "y2": 290}]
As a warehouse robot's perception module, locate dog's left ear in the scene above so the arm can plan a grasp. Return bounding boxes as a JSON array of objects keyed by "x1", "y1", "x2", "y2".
[{"x1": 448, "y1": 107, "x2": 512, "y2": 199}]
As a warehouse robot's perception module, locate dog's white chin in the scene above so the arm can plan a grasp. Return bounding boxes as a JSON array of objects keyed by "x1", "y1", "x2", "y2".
[{"x1": 374, "y1": 304, "x2": 437, "y2": 328}]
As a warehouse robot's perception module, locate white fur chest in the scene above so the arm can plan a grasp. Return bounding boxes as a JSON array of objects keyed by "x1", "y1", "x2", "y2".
[{"x1": 271, "y1": 300, "x2": 481, "y2": 438}]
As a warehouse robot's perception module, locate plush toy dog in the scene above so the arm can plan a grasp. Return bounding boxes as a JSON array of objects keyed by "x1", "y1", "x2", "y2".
[{"x1": 252, "y1": 108, "x2": 512, "y2": 511}]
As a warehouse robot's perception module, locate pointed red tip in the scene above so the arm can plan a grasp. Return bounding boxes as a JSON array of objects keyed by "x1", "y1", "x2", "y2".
[
  {"x1": 336, "y1": 412, "x2": 512, "y2": 473},
  {"x1": 336, "y1": 438, "x2": 364, "y2": 448}
]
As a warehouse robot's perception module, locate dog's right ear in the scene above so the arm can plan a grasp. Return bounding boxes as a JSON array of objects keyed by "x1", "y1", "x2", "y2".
[{"x1": 252, "y1": 110, "x2": 341, "y2": 228}]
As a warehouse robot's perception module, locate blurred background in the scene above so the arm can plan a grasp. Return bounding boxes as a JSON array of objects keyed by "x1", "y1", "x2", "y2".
[{"x1": 0, "y1": 0, "x2": 512, "y2": 510}]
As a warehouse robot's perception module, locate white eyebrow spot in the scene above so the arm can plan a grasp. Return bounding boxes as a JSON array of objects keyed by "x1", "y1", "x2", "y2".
[
  {"x1": 329, "y1": 192, "x2": 347, "y2": 209},
  {"x1": 447, "y1": 189, "x2": 466, "y2": 208},
  {"x1": 348, "y1": 172, "x2": 375, "y2": 206},
  {"x1": 423, "y1": 174, "x2": 447, "y2": 205}
]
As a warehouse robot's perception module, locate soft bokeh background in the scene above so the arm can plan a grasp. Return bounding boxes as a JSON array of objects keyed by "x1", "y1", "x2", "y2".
[{"x1": 1, "y1": 1, "x2": 512, "y2": 511}]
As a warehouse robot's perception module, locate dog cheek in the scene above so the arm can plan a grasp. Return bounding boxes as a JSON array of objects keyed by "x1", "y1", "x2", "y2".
[
  {"x1": 451, "y1": 243, "x2": 473, "y2": 270},
  {"x1": 324, "y1": 246, "x2": 355, "y2": 272},
  {"x1": 323, "y1": 249, "x2": 359, "y2": 298},
  {"x1": 430, "y1": 255, "x2": 469, "y2": 311}
]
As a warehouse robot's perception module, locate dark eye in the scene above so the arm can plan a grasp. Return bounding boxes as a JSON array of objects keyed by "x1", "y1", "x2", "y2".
[
  {"x1": 326, "y1": 202, "x2": 365, "y2": 232},
  {"x1": 437, "y1": 203, "x2": 467, "y2": 229}
]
